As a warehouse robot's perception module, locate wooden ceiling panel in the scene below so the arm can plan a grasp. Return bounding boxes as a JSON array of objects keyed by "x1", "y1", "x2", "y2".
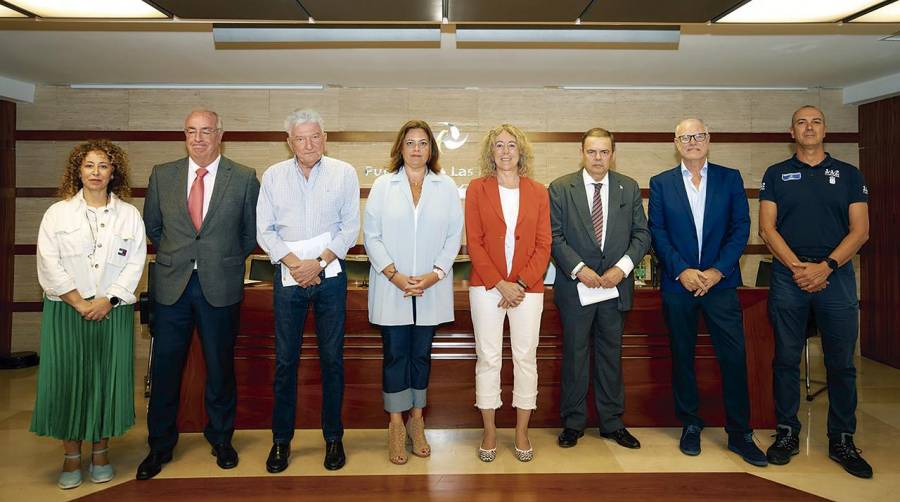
[
  {"x1": 581, "y1": 0, "x2": 740, "y2": 23},
  {"x1": 450, "y1": 0, "x2": 591, "y2": 23},
  {"x1": 300, "y1": 0, "x2": 442, "y2": 22},
  {"x1": 150, "y1": 0, "x2": 308, "y2": 21}
]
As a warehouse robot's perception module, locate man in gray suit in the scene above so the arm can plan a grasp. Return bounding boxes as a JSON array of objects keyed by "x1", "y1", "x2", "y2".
[
  {"x1": 550, "y1": 127, "x2": 650, "y2": 449},
  {"x1": 138, "y1": 108, "x2": 260, "y2": 480}
]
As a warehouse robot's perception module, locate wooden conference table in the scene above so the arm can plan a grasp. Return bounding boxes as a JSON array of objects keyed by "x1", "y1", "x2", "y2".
[{"x1": 174, "y1": 284, "x2": 776, "y2": 431}]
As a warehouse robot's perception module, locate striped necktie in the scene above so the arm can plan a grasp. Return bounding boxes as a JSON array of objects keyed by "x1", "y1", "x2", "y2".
[{"x1": 591, "y1": 182, "x2": 603, "y2": 247}]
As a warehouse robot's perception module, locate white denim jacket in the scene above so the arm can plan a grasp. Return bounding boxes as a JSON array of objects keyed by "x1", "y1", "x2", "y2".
[{"x1": 37, "y1": 190, "x2": 147, "y2": 304}]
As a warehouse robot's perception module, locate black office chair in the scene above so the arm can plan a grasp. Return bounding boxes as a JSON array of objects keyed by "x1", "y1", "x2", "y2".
[
  {"x1": 138, "y1": 262, "x2": 155, "y2": 399},
  {"x1": 755, "y1": 258, "x2": 826, "y2": 401}
]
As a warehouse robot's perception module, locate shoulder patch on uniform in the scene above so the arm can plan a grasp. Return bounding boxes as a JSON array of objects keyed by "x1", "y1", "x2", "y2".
[{"x1": 781, "y1": 172, "x2": 801, "y2": 181}]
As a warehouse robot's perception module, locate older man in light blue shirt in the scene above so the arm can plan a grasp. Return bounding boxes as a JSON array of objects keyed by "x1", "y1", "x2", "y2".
[{"x1": 256, "y1": 109, "x2": 360, "y2": 473}]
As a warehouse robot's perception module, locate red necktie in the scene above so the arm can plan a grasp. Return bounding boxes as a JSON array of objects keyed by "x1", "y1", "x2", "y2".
[
  {"x1": 591, "y1": 182, "x2": 604, "y2": 247},
  {"x1": 188, "y1": 167, "x2": 208, "y2": 231}
]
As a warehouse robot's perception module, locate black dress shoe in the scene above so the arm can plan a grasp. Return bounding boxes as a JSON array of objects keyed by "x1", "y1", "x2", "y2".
[
  {"x1": 600, "y1": 428, "x2": 641, "y2": 449},
  {"x1": 136, "y1": 450, "x2": 172, "y2": 480},
  {"x1": 211, "y1": 442, "x2": 239, "y2": 469},
  {"x1": 557, "y1": 428, "x2": 584, "y2": 448},
  {"x1": 324, "y1": 440, "x2": 346, "y2": 471},
  {"x1": 266, "y1": 442, "x2": 291, "y2": 473}
]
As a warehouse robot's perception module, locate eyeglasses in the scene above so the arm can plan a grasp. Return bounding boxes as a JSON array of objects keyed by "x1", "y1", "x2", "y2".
[
  {"x1": 676, "y1": 133, "x2": 709, "y2": 143},
  {"x1": 493, "y1": 141, "x2": 518, "y2": 152},
  {"x1": 290, "y1": 134, "x2": 324, "y2": 146},
  {"x1": 403, "y1": 140, "x2": 430, "y2": 150},
  {"x1": 185, "y1": 127, "x2": 219, "y2": 137}
]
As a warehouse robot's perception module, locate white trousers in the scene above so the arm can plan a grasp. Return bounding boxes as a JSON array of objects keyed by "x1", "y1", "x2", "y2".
[{"x1": 469, "y1": 286, "x2": 544, "y2": 410}]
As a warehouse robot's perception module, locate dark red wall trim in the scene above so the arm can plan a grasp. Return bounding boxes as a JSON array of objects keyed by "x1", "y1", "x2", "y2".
[{"x1": 15, "y1": 130, "x2": 860, "y2": 143}]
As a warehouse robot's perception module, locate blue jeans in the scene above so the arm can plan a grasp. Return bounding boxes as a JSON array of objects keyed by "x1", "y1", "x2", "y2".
[
  {"x1": 662, "y1": 287, "x2": 751, "y2": 435},
  {"x1": 769, "y1": 260, "x2": 859, "y2": 437},
  {"x1": 271, "y1": 267, "x2": 346, "y2": 443},
  {"x1": 380, "y1": 298, "x2": 436, "y2": 413},
  {"x1": 148, "y1": 272, "x2": 239, "y2": 452}
]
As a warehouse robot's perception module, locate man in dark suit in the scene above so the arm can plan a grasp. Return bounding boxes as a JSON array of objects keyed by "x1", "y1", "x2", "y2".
[
  {"x1": 648, "y1": 118, "x2": 766, "y2": 466},
  {"x1": 550, "y1": 127, "x2": 650, "y2": 449},
  {"x1": 138, "y1": 108, "x2": 260, "y2": 480}
]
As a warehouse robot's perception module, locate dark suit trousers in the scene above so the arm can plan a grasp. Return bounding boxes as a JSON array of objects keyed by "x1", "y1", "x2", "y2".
[
  {"x1": 558, "y1": 297, "x2": 626, "y2": 433},
  {"x1": 147, "y1": 272, "x2": 239, "y2": 452},
  {"x1": 662, "y1": 287, "x2": 751, "y2": 434}
]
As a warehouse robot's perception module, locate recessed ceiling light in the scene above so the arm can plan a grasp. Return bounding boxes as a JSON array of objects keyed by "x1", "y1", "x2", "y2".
[
  {"x1": 456, "y1": 26, "x2": 679, "y2": 48},
  {"x1": 213, "y1": 25, "x2": 441, "y2": 48},
  {"x1": 718, "y1": 0, "x2": 883, "y2": 23},
  {"x1": 5, "y1": 0, "x2": 166, "y2": 18},
  {"x1": 0, "y1": 5, "x2": 27, "y2": 17},
  {"x1": 850, "y1": 1, "x2": 900, "y2": 22}
]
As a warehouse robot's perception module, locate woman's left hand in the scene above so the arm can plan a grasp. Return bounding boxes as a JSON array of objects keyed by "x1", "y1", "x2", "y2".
[
  {"x1": 82, "y1": 298, "x2": 114, "y2": 321},
  {"x1": 406, "y1": 272, "x2": 440, "y2": 293}
]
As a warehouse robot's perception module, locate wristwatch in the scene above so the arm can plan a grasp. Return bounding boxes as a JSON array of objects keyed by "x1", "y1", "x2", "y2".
[
  {"x1": 824, "y1": 257, "x2": 839, "y2": 271},
  {"x1": 316, "y1": 257, "x2": 327, "y2": 269},
  {"x1": 108, "y1": 296, "x2": 120, "y2": 306}
]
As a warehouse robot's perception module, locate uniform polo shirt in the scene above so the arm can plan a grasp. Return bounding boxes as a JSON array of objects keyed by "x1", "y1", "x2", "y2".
[{"x1": 759, "y1": 153, "x2": 868, "y2": 258}]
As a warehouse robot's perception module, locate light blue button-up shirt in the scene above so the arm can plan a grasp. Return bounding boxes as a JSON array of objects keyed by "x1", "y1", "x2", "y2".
[
  {"x1": 256, "y1": 155, "x2": 360, "y2": 263},
  {"x1": 680, "y1": 161, "x2": 708, "y2": 261},
  {"x1": 364, "y1": 167, "x2": 463, "y2": 326}
]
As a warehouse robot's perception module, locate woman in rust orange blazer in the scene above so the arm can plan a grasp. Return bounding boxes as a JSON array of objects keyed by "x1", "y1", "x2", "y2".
[{"x1": 465, "y1": 123, "x2": 551, "y2": 463}]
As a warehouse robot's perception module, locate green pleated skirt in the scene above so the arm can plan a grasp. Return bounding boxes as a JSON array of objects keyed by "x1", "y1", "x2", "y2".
[{"x1": 29, "y1": 298, "x2": 135, "y2": 442}]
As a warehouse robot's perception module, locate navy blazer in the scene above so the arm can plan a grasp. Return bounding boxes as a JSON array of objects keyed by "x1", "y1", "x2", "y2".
[{"x1": 648, "y1": 162, "x2": 750, "y2": 294}]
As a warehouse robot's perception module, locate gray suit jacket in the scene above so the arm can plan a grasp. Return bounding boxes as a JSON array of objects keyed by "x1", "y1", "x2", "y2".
[
  {"x1": 549, "y1": 169, "x2": 650, "y2": 311},
  {"x1": 143, "y1": 156, "x2": 260, "y2": 307}
]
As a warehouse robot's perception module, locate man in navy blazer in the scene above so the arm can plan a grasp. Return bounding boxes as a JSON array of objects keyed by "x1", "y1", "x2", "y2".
[{"x1": 648, "y1": 118, "x2": 766, "y2": 466}]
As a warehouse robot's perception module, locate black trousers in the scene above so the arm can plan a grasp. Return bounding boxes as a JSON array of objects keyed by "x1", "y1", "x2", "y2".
[
  {"x1": 662, "y1": 287, "x2": 751, "y2": 434},
  {"x1": 769, "y1": 260, "x2": 859, "y2": 437},
  {"x1": 147, "y1": 272, "x2": 239, "y2": 452},
  {"x1": 557, "y1": 297, "x2": 626, "y2": 433}
]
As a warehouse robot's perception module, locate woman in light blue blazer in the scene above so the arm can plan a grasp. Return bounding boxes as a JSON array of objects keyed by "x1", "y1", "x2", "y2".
[{"x1": 364, "y1": 119, "x2": 463, "y2": 465}]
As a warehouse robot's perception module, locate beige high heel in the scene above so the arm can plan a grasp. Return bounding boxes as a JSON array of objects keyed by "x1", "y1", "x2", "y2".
[
  {"x1": 406, "y1": 416, "x2": 431, "y2": 457},
  {"x1": 388, "y1": 422, "x2": 408, "y2": 465}
]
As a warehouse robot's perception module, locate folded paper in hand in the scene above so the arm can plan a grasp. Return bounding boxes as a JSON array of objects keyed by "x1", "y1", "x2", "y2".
[
  {"x1": 281, "y1": 232, "x2": 342, "y2": 287},
  {"x1": 576, "y1": 282, "x2": 619, "y2": 306}
]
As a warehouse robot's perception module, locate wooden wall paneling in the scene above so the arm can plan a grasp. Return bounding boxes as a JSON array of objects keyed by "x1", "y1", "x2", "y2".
[
  {"x1": 176, "y1": 286, "x2": 775, "y2": 430},
  {"x1": 0, "y1": 100, "x2": 15, "y2": 357},
  {"x1": 859, "y1": 95, "x2": 900, "y2": 368}
]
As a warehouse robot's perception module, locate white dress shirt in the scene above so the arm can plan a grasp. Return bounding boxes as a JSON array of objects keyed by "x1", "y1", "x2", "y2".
[
  {"x1": 680, "y1": 161, "x2": 708, "y2": 261},
  {"x1": 570, "y1": 169, "x2": 634, "y2": 279},
  {"x1": 498, "y1": 185, "x2": 519, "y2": 276},
  {"x1": 37, "y1": 190, "x2": 147, "y2": 304}
]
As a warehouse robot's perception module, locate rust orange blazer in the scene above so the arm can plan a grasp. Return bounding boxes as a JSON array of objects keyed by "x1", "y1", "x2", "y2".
[{"x1": 465, "y1": 175, "x2": 551, "y2": 293}]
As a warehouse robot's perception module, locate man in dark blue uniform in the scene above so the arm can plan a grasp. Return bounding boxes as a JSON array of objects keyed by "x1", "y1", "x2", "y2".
[{"x1": 758, "y1": 105, "x2": 872, "y2": 478}]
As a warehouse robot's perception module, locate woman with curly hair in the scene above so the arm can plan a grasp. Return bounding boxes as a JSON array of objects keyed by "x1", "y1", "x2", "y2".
[
  {"x1": 466, "y1": 124, "x2": 551, "y2": 462},
  {"x1": 31, "y1": 139, "x2": 146, "y2": 489}
]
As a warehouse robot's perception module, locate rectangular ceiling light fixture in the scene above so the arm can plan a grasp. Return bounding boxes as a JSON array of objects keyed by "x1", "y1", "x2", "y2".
[
  {"x1": 0, "y1": 5, "x2": 27, "y2": 17},
  {"x1": 213, "y1": 24, "x2": 441, "y2": 49},
  {"x1": 4, "y1": 0, "x2": 167, "y2": 18},
  {"x1": 717, "y1": 0, "x2": 884, "y2": 23},
  {"x1": 69, "y1": 83, "x2": 325, "y2": 90},
  {"x1": 455, "y1": 25, "x2": 680, "y2": 49},
  {"x1": 848, "y1": 1, "x2": 900, "y2": 22}
]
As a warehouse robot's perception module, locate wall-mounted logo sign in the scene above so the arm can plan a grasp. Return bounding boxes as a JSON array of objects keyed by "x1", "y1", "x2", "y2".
[{"x1": 436, "y1": 122, "x2": 469, "y2": 151}]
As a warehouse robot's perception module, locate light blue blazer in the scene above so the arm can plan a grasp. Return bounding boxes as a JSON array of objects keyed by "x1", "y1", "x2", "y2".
[{"x1": 364, "y1": 167, "x2": 463, "y2": 326}]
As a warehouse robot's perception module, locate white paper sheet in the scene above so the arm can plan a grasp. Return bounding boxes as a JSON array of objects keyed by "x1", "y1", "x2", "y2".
[
  {"x1": 576, "y1": 282, "x2": 619, "y2": 306},
  {"x1": 281, "y1": 232, "x2": 342, "y2": 287}
]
